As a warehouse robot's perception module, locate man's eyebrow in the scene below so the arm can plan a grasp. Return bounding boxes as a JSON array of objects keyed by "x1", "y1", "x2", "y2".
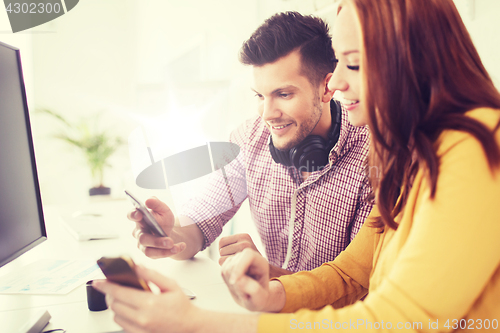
[
  {"x1": 272, "y1": 85, "x2": 297, "y2": 94},
  {"x1": 251, "y1": 85, "x2": 297, "y2": 95}
]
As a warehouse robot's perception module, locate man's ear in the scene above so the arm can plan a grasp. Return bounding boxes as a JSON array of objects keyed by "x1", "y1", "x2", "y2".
[{"x1": 321, "y1": 73, "x2": 335, "y2": 103}]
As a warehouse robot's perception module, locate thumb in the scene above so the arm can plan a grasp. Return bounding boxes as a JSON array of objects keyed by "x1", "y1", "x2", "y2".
[
  {"x1": 144, "y1": 197, "x2": 170, "y2": 213},
  {"x1": 144, "y1": 197, "x2": 166, "y2": 211},
  {"x1": 136, "y1": 265, "x2": 179, "y2": 293}
]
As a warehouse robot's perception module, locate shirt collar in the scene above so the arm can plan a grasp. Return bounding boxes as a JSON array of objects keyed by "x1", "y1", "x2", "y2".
[{"x1": 328, "y1": 103, "x2": 351, "y2": 165}]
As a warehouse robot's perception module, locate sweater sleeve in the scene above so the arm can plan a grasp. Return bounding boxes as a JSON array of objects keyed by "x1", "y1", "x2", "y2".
[
  {"x1": 259, "y1": 109, "x2": 500, "y2": 332},
  {"x1": 275, "y1": 207, "x2": 379, "y2": 313}
]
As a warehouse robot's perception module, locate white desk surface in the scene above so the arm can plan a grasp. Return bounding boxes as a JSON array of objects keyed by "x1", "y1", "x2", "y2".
[{"x1": 0, "y1": 199, "x2": 249, "y2": 333}]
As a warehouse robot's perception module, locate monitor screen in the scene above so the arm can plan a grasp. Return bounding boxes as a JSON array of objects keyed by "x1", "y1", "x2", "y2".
[{"x1": 0, "y1": 41, "x2": 47, "y2": 268}]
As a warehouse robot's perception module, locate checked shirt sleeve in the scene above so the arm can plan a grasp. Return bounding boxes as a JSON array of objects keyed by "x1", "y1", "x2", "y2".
[
  {"x1": 179, "y1": 122, "x2": 249, "y2": 250},
  {"x1": 350, "y1": 173, "x2": 374, "y2": 242}
]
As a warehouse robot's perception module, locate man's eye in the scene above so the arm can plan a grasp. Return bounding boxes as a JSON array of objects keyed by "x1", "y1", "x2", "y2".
[
  {"x1": 255, "y1": 93, "x2": 263, "y2": 99},
  {"x1": 279, "y1": 93, "x2": 291, "y2": 98},
  {"x1": 347, "y1": 65, "x2": 360, "y2": 71}
]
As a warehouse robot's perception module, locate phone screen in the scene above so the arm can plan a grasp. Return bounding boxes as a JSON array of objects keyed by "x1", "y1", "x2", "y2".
[
  {"x1": 97, "y1": 256, "x2": 197, "y2": 299},
  {"x1": 97, "y1": 256, "x2": 150, "y2": 291}
]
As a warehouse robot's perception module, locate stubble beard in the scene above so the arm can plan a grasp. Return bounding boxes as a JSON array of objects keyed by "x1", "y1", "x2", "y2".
[{"x1": 273, "y1": 95, "x2": 323, "y2": 151}]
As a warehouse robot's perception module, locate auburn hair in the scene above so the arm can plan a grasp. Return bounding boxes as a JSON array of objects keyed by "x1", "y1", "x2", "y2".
[{"x1": 350, "y1": 0, "x2": 500, "y2": 229}]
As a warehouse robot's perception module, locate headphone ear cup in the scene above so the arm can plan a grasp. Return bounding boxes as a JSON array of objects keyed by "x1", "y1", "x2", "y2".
[
  {"x1": 269, "y1": 137, "x2": 293, "y2": 166},
  {"x1": 291, "y1": 136, "x2": 329, "y2": 171},
  {"x1": 301, "y1": 142, "x2": 329, "y2": 169}
]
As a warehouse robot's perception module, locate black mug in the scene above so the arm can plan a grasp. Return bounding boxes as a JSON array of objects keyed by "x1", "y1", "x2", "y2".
[{"x1": 86, "y1": 280, "x2": 107, "y2": 311}]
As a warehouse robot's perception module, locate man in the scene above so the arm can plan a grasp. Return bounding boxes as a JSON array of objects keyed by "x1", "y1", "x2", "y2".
[{"x1": 130, "y1": 11, "x2": 372, "y2": 277}]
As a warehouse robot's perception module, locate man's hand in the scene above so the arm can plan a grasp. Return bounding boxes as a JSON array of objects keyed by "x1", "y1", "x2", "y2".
[
  {"x1": 221, "y1": 248, "x2": 285, "y2": 312},
  {"x1": 129, "y1": 197, "x2": 186, "y2": 258},
  {"x1": 219, "y1": 234, "x2": 295, "y2": 278},
  {"x1": 218, "y1": 233, "x2": 260, "y2": 266},
  {"x1": 93, "y1": 266, "x2": 200, "y2": 333}
]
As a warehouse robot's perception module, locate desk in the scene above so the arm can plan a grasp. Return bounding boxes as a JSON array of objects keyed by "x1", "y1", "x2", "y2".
[{"x1": 0, "y1": 200, "x2": 249, "y2": 332}]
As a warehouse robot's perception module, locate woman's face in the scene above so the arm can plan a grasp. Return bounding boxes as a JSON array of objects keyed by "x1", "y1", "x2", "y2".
[{"x1": 328, "y1": 3, "x2": 368, "y2": 127}]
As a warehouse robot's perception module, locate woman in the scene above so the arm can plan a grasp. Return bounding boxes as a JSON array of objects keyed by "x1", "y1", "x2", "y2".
[{"x1": 94, "y1": 0, "x2": 500, "y2": 332}]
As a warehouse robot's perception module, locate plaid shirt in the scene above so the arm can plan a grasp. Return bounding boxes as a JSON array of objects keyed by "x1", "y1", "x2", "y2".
[{"x1": 180, "y1": 106, "x2": 373, "y2": 271}]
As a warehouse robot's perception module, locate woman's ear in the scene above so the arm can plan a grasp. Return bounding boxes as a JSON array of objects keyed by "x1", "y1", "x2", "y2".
[{"x1": 321, "y1": 72, "x2": 335, "y2": 103}]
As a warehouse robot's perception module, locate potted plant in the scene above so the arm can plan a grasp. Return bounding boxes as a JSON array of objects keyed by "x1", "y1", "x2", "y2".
[{"x1": 38, "y1": 109, "x2": 124, "y2": 196}]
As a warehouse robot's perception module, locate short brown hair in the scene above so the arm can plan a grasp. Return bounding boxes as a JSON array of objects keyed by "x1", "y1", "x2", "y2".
[{"x1": 239, "y1": 11, "x2": 335, "y2": 87}]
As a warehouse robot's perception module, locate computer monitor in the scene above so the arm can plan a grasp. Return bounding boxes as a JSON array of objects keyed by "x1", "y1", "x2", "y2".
[{"x1": 0, "y1": 41, "x2": 47, "y2": 268}]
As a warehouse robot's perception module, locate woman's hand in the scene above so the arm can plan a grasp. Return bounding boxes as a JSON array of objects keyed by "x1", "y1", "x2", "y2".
[
  {"x1": 221, "y1": 248, "x2": 285, "y2": 312},
  {"x1": 93, "y1": 265, "x2": 200, "y2": 333}
]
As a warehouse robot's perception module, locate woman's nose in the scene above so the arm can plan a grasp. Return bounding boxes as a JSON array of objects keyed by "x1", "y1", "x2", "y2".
[{"x1": 328, "y1": 68, "x2": 349, "y2": 93}]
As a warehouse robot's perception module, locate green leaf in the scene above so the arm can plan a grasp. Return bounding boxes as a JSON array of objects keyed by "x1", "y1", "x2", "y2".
[{"x1": 37, "y1": 109, "x2": 124, "y2": 187}]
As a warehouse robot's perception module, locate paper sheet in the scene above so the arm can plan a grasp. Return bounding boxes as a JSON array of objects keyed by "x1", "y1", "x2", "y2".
[{"x1": 0, "y1": 259, "x2": 101, "y2": 295}]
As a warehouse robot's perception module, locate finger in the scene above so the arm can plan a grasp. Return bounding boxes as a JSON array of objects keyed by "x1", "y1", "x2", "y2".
[
  {"x1": 246, "y1": 256, "x2": 269, "y2": 285},
  {"x1": 136, "y1": 265, "x2": 180, "y2": 293},
  {"x1": 221, "y1": 256, "x2": 246, "y2": 303},
  {"x1": 136, "y1": 233, "x2": 185, "y2": 257},
  {"x1": 219, "y1": 242, "x2": 251, "y2": 257},
  {"x1": 220, "y1": 254, "x2": 238, "y2": 284},
  {"x1": 132, "y1": 222, "x2": 150, "y2": 238},
  {"x1": 218, "y1": 234, "x2": 239, "y2": 248},
  {"x1": 221, "y1": 251, "x2": 254, "y2": 302},
  {"x1": 218, "y1": 255, "x2": 228, "y2": 266},
  {"x1": 231, "y1": 275, "x2": 255, "y2": 301},
  {"x1": 226, "y1": 273, "x2": 261, "y2": 308},
  {"x1": 109, "y1": 297, "x2": 138, "y2": 322},
  {"x1": 140, "y1": 243, "x2": 186, "y2": 259},
  {"x1": 137, "y1": 241, "x2": 186, "y2": 258},
  {"x1": 236, "y1": 274, "x2": 263, "y2": 297},
  {"x1": 219, "y1": 233, "x2": 253, "y2": 248},
  {"x1": 114, "y1": 313, "x2": 148, "y2": 333},
  {"x1": 137, "y1": 232, "x2": 175, "y2": 249},
  {"x1": 127, "y1": 209, "x2": 143, "y2": 222},
  {"x1": 132, "y1": 225, "x2": 141, "y2": 239},
  {"x1": 144, "y1": 197, "x2": 172, "y2": 217},
  {"x1": 140, "y1": 247, "x2": 173, "y2": 259},
  {"x1": 224, "y1": 249, "x2": 258, "y2": 284},
  {"x1": 93, "y1": 280, "x2": 148, "y2": 309},
  {"x1": 112, "y1": 297, "x2": 170, "y2": 333}
]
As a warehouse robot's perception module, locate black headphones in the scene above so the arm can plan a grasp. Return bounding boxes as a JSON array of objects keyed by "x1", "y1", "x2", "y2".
[{"x1": 268, "y1": 99, "x2": 342, "y2": 173}]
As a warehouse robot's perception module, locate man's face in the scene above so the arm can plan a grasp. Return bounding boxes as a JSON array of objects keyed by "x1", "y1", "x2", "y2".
[{"x1": 252, "y1": 50, "x2": 329, "y2": 150}]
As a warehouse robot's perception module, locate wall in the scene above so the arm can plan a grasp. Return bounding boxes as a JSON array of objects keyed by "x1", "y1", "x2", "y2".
[
  {"x1": 21, "y1": 0, "x2": 340, "y2": 208},
  {"x1": 454, "y1": 0, "x2": 500, "y2": 87},
  {"x1": 0, "y1": 10, "x2": 34, "y2": 121}
]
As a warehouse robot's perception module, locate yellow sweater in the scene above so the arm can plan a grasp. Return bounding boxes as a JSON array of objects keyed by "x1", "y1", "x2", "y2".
[{"x1": 259, "y1": 108, "x2": 500, "y2": 332}]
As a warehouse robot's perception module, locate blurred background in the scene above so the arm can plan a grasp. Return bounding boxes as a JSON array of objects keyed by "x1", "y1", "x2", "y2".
[
  {"x1": 0, "y1": 0, "x2": 499, "y2": 254},
  {"x1": 0, "y1": 0, "x2": 343, "y2": 207}
]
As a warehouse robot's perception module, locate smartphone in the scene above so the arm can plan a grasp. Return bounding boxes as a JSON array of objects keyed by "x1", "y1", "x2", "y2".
[
  {"x1": 97, "y1": 256, "x2": 151, "y2": 291},
  {"x1": 124, "y1": 190, "x2": 167, "y2": 237},
  {"x1": 97, "y1": 256, "x2": 197, "y2": 299}
]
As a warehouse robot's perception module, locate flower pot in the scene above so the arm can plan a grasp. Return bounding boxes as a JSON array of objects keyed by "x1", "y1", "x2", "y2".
[{"x1": 89, "y1": 186, "x2": 111, "y2": 196}]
